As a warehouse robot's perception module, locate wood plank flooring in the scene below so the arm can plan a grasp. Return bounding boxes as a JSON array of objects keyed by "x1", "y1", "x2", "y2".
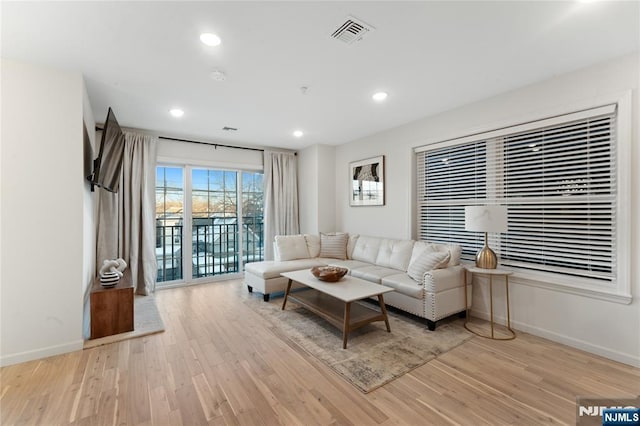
[{"x1": 1, "y1": 279, "x2": 638, "y2": 425}]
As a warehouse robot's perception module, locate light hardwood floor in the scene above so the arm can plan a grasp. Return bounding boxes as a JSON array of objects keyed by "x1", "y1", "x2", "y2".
[{"x1": 1, "y1": 279, "x2": 638, "y2": 425}]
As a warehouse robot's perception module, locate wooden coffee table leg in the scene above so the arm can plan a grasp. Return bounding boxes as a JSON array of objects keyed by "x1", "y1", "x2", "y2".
[
  {"x1": 343, "y1": 302, "x2": 351, "y2": 349},
  {"x1": 282, "y1": 279, "x2": 293, "y2": 310},
  {"x1": 378, "y1": 294, "x2": 391, "y2": 332}
]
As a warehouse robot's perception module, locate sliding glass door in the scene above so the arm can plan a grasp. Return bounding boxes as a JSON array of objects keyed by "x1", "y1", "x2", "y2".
[
  {"x1": 156, "y1": 167, "x2": 184, "y2": 282},
  {"x1": 156, "y1": 165, "x2": 263, "y2": 286},
  {"x1": 242, "y1": 171, "x2": 264, "y2": 263},
  {"x1": 191, "y1": 169, "x2": 239, "y2": 278}
]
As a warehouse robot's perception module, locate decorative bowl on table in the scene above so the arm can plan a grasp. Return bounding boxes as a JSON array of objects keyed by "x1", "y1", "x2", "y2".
[{"x1": 310, "y1": 266, "x2": 348, "y2": 282}]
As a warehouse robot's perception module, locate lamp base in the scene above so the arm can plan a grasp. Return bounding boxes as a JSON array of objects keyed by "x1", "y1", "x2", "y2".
[{"x1": 475, "y1": 246, "x2": 498, "y2": 269}]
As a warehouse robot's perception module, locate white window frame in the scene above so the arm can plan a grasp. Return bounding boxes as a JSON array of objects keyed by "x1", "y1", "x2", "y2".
[{"x1": 414, "y1": 91, "x2": 632, "y2": 304}]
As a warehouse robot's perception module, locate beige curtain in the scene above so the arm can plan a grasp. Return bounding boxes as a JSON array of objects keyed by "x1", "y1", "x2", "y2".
[
  {"x1": 96, "y1": 131, "x2": 158, "y2": 295},
  {"x1": 263, "y1": 150, "x2": 299, "y2": 260}
]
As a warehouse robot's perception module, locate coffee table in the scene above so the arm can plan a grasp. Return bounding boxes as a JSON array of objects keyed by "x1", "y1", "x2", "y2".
[{"x1": 281, "y1": 269, "x2": 393, "y2": 349}]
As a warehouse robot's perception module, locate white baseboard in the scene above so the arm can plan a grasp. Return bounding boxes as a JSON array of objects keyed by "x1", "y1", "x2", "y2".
[
  {"x1": 470, "y1": 309, "x2": 640, "y2": 368},
  {"x1": 0, "y1": 340, "x2": 84, "y2": 367}
]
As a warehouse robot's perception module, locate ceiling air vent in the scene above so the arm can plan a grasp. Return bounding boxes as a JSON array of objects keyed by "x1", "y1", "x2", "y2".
[{"x1": 331, "y1": 16, "x2": 375, "y2": 45}]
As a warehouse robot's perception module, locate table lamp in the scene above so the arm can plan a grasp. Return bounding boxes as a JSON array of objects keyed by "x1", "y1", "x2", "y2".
[{"x1": 464, "y1": 205, "x2": 508, "y2": 269}]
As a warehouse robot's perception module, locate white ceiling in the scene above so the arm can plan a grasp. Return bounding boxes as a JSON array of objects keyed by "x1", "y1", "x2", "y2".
[{"x1": 3, "y1": 1, "x2": 639, "y2": 150}]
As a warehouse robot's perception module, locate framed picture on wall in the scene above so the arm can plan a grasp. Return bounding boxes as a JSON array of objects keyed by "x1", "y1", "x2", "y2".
[{"x1": 350, "y1": 155, "x2": 385, "y2": 206}]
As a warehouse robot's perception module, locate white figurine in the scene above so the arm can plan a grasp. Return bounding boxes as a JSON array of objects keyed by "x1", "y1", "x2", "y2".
[
  {"x1": 115, "y1": 258, "x2": 127, "y2": 273},
  {"x1": 99, "y1": 258, "x2": 127, "y2": 278}
]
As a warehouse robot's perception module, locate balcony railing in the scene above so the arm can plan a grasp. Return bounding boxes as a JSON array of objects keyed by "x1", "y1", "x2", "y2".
[
  {"x1": 156, "y1": 218, "x2": 264, "y2": 283},
  {"x1": 156, "y1": 224, "x2": 183, "y2": 282}
]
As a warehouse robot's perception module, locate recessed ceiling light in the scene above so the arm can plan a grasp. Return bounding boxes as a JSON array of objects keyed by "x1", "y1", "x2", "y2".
[
  {"x1": 293, "y1": 130, "x2": 304, "y2": 138},
  {"x1": 169, "y1": 108, "x2": 184, "y2": 118},
  {"x1": 372, "y1": 92, "x2": 388, "y2": 102},
  {"x1": 200, "y1": 33, "x2": 221, "y2": 46}
]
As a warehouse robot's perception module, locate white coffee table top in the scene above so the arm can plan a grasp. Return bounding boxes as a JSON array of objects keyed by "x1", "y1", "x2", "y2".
[{"x1": 281, "y1": 269, "x2": 393, "y2": 303}]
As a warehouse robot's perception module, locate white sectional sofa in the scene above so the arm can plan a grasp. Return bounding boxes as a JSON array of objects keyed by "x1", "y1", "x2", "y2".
[{"x1": 244, "y1": 233, "x2": 471, "y2": 330}]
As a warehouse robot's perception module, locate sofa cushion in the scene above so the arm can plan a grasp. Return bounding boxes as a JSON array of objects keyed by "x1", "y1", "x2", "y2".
[
  {"x1": 245, "y1": 259, "x2": 325, "y2": 280},
  {"x1": 304, "y1": 234, "x2": 321, "y2": 258},
  {"x1": 381, "y1": 273, "x2": 425, "y2": 299},
  {"x1": 407, "y1": 250, "x2": 450, "y2": 282},
  {"x1": 347, "y1": 234, "x2": 359, "y2": 259},
  {"x1": 351, "y1": 265, "x2": 398, "y2": 283},
  {"x1": 275, "y1": 235, "x2": 310, "y2": 261},
  {"x1": 375, "y1": 239, "x2": 415, "y2": 271},
  {"x1": 351, "y1": 236, "x2": 382, "y2": 264},
  {"x1": 322, "y1": 259, "x2": 370, "y2": 272},
  {"x1": 319, "y1": 232, "x2": 348, "y2": 259}
]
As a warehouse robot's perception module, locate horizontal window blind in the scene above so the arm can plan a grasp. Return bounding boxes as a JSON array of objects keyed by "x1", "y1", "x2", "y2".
[
  {"x1": 416, "y1": 141, "x2": 486, "y2": 259},
  {"x1": 416, "y1": 105, "x2": 617, "y2": 283}
]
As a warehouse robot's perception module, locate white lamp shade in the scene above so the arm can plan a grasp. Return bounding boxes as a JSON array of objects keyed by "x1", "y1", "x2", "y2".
[{"x1": 465, "y1": 205, "x2": 508, "y2": 233}]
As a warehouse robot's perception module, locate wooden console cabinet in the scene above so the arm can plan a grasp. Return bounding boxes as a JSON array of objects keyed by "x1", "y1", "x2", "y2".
[{"x1": 90, "y1": 269, "x2": 134, "y2": 339}]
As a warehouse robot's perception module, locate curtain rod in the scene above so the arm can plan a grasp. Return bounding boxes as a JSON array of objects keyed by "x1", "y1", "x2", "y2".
[
  {"x1": 95, "y1": 126, "x2": 274, "y2": 154},
  {"x1": 158, "y1": 135, "x2": 265, "y2": 153}
]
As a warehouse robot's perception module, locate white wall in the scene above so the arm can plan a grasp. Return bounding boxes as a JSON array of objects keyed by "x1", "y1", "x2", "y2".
[
  {"x1": 332, "y1": 53, "x2": 640, "y2": 366},
  {"x1": 317, "y1": 145, "x2": 336, "y2": 233},
  {"x1": 1, "y1": 60, "x2": 86, "y2": 365},
  {"x1": 81, "y1": 84, "x2": 97, "y2": 340},
  {"x1": 298, "y1": 144, "x2": 336, "y2": 234},
  {"x1": 298, "y1": 145, "x2": 319, "y2": 234},
  {"x1": 82, "y1": 84, "x2": 96, "y2": 298}
]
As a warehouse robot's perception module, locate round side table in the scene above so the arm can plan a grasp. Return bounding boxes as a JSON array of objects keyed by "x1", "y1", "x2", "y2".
[{"x1": 464, "y1": 266, "x2": 516, "y2": 340}]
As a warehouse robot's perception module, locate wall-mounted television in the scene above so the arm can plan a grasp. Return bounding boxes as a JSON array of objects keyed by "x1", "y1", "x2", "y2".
[{"x1": 88, "y1": 107, "x2": 125, "y2": 192}]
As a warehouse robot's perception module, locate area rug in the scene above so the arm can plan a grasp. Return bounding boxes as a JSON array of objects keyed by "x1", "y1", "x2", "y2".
[
  {"x1": 84, "y1": 295, "x2": 165, "y2": 349},
  {"x1": 245, "y1": 295, "x2": 472, "y2": 393}
]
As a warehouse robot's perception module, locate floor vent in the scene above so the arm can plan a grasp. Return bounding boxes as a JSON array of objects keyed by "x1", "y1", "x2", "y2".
[{"x1": 331, "y1": 16, "x2": 374, "y2": 45}]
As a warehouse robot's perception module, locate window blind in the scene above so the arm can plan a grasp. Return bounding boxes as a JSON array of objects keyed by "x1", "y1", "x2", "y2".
[
  {"x1": 416, "y1": 105, "x2": 617, "y2": 283},
  {"x1": 416, "y1": 141, "x2": 487, "y2": 258}
]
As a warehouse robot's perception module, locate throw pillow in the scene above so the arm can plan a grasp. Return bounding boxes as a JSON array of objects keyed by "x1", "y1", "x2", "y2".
[
  {"x1": 407, "y1": 250, "x2": 450, "y2": 282},
  {"x1": 446, "y1": 244, "x2": 462, "y2": 267},
  {"x1": 409, "y1": 241, "x2": 438, "y2": 266},
  {"x1": 432, "y1": 243, "x2": 462, "y2": 267},
  {"x1": 319, "y1": 232, "x2": 348, "y2": 260},
  {"x1": 275, "y1": 235, "x2": 310, "y2": 261},
  {"x1": 304, "y1": 234, "x2": 321, "y2": 258}
]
